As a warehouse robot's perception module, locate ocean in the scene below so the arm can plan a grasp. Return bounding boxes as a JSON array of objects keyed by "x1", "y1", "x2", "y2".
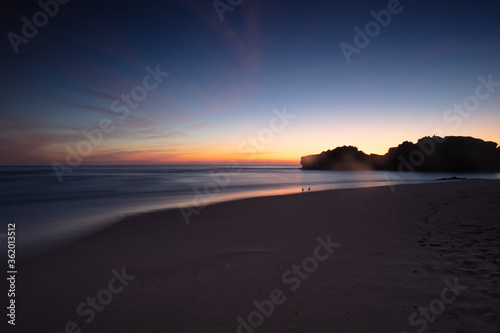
[{"x1": 1, "y1": 165, "x2": 499, "y2": 257}]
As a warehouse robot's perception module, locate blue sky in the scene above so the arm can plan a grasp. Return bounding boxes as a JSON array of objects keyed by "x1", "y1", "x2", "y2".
[{"x1": 1, "y1": 0, "x2": 499, "y2": 164}]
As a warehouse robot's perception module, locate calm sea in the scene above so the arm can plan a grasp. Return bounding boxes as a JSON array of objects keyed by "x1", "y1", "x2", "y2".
[{"x1": 1, "y1": 165, "x2": 499, "y2": 257}]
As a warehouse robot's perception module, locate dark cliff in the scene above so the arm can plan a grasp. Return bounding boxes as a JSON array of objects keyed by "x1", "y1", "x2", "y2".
[{"x1": 300, "y1": 136, "x2": 500, "y2": 172}]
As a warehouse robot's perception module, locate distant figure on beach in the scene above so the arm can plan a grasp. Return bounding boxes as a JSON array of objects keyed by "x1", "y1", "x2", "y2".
[
  {"x1": 302, "y1": 188, "x2": 304, "y2": 192},
  {"x1": 308, "y1": 187, "x2": 311, "y2": 191}
]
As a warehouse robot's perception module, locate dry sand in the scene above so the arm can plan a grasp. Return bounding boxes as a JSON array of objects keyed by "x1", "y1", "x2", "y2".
[{"x1": 9, "y1": 180, "x2": 500, "y2": 332}]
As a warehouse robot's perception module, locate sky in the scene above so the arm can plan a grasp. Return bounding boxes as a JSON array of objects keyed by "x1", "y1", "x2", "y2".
[{"x1": 1, "y1": 0, "x2": 499, "y2": 165}]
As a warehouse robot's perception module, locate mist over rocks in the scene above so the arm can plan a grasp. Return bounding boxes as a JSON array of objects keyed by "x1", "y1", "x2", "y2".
[{"x1": 300, "y1": 136, "x2": 500, "y2": 172}]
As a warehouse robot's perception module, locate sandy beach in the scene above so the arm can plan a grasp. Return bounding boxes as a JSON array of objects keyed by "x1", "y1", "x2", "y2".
[{"x1": 10, "y1": 180, "x2": 500, "y2": 332}]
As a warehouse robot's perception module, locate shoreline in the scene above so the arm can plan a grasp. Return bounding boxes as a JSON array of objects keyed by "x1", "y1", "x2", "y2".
[
  {"x1": 18, "y1": 177, "x2": 472, "y2": 259},
  {"x1": 12, "y1": 179, "x2": 500, "y2": 332},
  {"x1": 16, "y1": 179, "x2": 402, "y2": 259},
  {"x1": 6, "y1": 165, "x2": 499, "y2": 260}
]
